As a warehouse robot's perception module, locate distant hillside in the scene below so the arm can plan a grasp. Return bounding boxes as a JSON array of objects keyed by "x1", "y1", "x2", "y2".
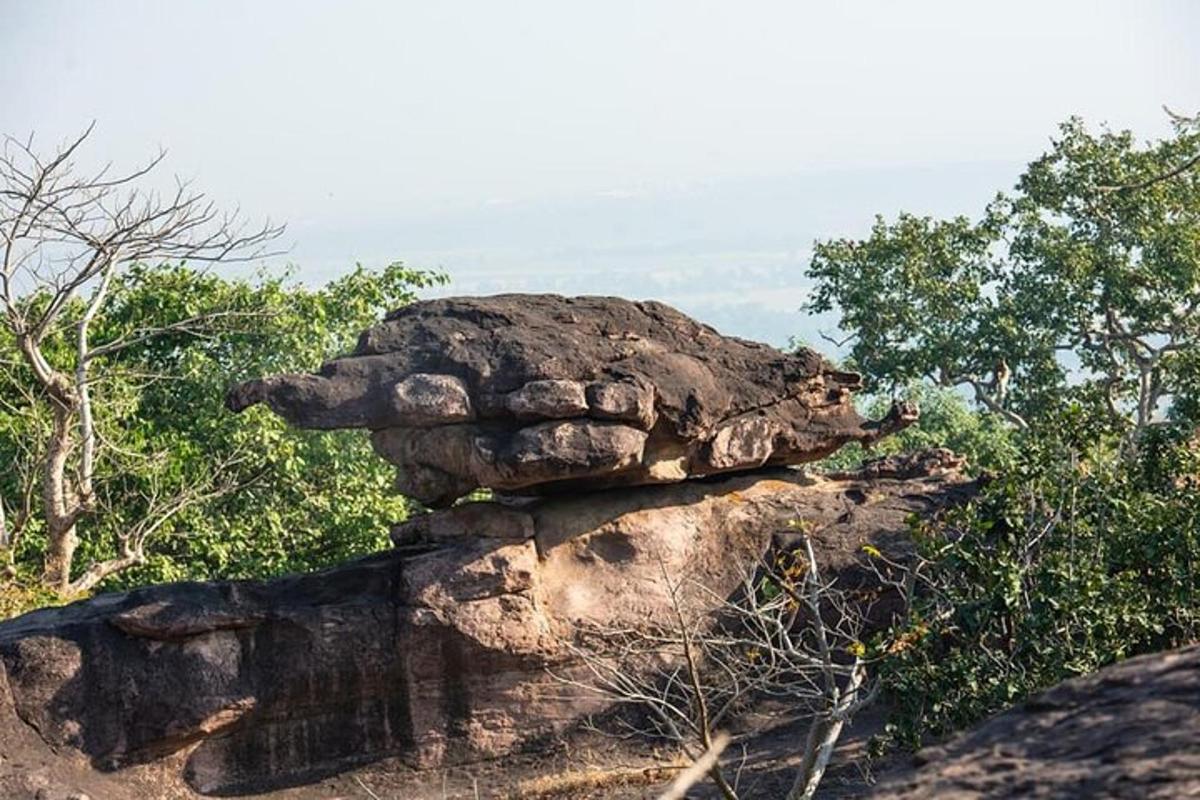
[{"x1": 282, "y1": 160, "x2": 1021, "y2": 348}]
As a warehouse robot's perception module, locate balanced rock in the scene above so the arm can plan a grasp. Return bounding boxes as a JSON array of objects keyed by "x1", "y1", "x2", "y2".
[
  {"x1": 227, "y1": 294, "x2": 916, "y2": 506},
  {"x1": 0, "y1": 454, "x2": 970, "y2": 797}
]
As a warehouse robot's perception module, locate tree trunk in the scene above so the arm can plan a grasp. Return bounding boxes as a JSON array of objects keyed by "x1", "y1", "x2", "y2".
[
  {"x1": 787, "y1": 662, "x2": 867, "y2": 800},
  {"x1": 0, "y1": 493, "x2": 9, "y2": 550},
  {"x1": 41, "y1": 518, "x2": 79, "y2": 593},
  {"x1": 40, "y1": 403, "x2": 79, "y2": 593}
]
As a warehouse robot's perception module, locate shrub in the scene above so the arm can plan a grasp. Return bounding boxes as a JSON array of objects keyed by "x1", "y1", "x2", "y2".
[{"x1": 876, "y1": 410, "x2": 1200, "y2": 749}]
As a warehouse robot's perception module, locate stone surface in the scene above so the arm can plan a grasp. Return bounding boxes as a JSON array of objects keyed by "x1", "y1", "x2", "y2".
[
  {"x1": 871, "y1": 644, "x2": 1200, "y2": 799},
  {"x1": 0, "y1": 455, "x2": 971, "y2": 797},
  {"x1": 505, "y1": 379, "x2": 589, "y2": 420},
  {"x1": 227, "y1": 294, "x2": 916, "y2": 505},
  {"x1": 391, "y1": 373, "x2": 475, "y2": 425}
]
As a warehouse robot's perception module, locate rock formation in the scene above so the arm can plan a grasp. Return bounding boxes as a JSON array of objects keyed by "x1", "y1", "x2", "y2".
[
  {"x1": 0, "y1": 456, "x2": 970, "y2": 798},
  {"x1": 227, "y1": 295, "x2": 917, "y2": 506},
  {"x1": 0, "y1": 294, "x2": 962, "y2": 797},
  {"x1": 870, "y1": 644, "x2": 1200, "y2": 799}
]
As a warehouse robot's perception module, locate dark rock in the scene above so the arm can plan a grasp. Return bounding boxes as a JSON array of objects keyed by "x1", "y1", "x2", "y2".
[
  {"x1": 227, "y1": 295, "x2": 916, "y2": 505},
  {"x1": 390, "y1": 373, "x2": 475, "y2": 425},
  {"x1": 870, "y1": 645, "x2": 1200, "y2": 799},
  {"x1": 110, "y1": 600, "x2": 264, "y2": 641}
]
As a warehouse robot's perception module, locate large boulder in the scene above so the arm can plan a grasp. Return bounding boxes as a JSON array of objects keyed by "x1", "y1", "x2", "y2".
[
  {"x1": 227, "y1": 295, "x2": 916, "y2": 506},
  {"x1": 0, "y1": 454, "x2": 970, "y2": 797},
  {"x1": 870, "y1": 644, "x2": 1200, "y2": 799}
]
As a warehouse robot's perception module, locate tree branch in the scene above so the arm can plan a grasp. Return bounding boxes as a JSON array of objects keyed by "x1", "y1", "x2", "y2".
[{"x1": 1096, "y1": 152, "x2": 1200, "y2": 193}]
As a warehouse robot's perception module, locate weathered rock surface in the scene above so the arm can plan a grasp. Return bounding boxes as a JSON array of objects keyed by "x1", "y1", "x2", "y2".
[
  {"x1": 227, "y1": 295, "x2": 916, "y2": 506},
  {"x1": 870, "y1": 644, "x2": 1200, "y2": 799},
  {"x1": 0, "y1": 455, "x2": 970, "y2": 797}
]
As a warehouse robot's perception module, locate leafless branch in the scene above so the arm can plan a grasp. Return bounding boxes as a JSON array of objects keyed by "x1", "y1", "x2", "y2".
[
  {"x1": 1, "y1": 124, "x2": 283, "y2": 590},
  {"x1": 657, "y1": 731, "x2": 731, "y2": 800},
  {"x1": 555, "y1": 533, "x2": 887, "y2": 800},
  {"x1": 66, "y1": 448, "x2": 261, "y2": 594},
  {"x1": 84, "y1": 309, "x2": 274, "y2": 362},
  {"x1": 817, "y1": 329, "x2": 856, "y2": 349}
]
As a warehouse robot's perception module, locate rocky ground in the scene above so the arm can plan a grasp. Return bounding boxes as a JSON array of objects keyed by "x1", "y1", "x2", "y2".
[
  {"x1": 0, "y1": 698, "x2": 892, "y2": 800},
  {"x1": 0, "y1": 455, "x2": 970, "y2": 800},
  {"x1": 869, "y1": 644, "x2": 1200, "y2": 800},
  {"x1": 20, "y1": 638, "x2": 1200, "y2": 800},
  {"x1": 3, "y1": 490, "x2": 1197, "y2": 800}
]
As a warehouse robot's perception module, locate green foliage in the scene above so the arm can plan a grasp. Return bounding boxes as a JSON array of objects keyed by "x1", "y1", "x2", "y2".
[
  {"x1": 0, "y1": 262, "x2": 445, "y2": 602},
  {"x1": 807, "y1": 113, "x2": 1200, "y2": 757},
  {"x1": 876, "y1": 413, "x2": 1200, "y2": 749},
  {"x1": 807, "y1": 115, "x2": 1200, "y2": 432},
  {"x1": 0, "y1": 570, "x2": 61, "y2": 620},
  {"x1": 822, "y1": 383, "x2": 1019, "y2": 474}
]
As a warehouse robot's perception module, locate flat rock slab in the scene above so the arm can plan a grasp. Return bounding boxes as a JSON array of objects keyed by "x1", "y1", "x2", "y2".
[
  {"x1": 871, "y1": 644, "x2": 1200, "y2": 799},
  {"x1": 0, "y1": 454, "x2": 970, "y2": 798},
  {"x1": 227, "y1": 294, "x2": 915, "y2": 505}
]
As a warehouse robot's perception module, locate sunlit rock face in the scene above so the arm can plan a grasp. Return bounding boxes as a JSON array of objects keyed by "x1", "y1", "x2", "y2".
[
  {"x1": 0, "y1": 294, "x2": 950, "y2": 798},
  {"x1": 0, "y1": 454, "x2": 972, "y2": 796},
  {"x1": 226, "y1": 294, "x2": 916, "y2": 506}
]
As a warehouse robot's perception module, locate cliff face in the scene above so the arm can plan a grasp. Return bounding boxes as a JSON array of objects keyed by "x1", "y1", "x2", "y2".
[{"x1": 0, "y1": 295, "x2": 964, "y2": 797}]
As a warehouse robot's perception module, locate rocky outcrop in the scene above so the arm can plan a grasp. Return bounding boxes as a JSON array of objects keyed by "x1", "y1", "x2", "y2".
[
  {"x1": 0, "y1": 456, "x2": 971, "y2": 797},
  {"x1": 227, "y1": 295, "x2": 916, "y2": 506},
  {"x1": 870, "y1": 645, "x2": 1200, "y2": 799},
  {"x1": 0, "y1": 294, "x2": 967, "y2": 797}
]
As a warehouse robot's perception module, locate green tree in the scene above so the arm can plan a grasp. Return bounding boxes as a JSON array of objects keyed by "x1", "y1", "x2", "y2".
[
  {"x1": 877, "y1": 410, "x2": 1200, "y2": 749},
  {"x1": 1, "y1": 261, "x2": 444, "y2": 601},
  {"x1": 807, "y1": 113, "x2": 1200, "y2": 437},
  {"x1": 1, "y1": 126, "x2": 280, "y2": 591}
]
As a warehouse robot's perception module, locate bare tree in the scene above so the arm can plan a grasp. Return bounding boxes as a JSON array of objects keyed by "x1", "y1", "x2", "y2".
[
  {"x1": 0, "y1": 124, "x2": 282, "y2": 592},
  {"x1": 557, "y1": 535, "x2": 903, "y2": 800}
]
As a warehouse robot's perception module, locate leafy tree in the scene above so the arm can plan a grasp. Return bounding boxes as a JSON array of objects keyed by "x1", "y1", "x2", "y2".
[
  {"x1": 0, "y1": 126, "x2": 280, "y2": 591},
  {"x1": 1, "y1": 261, "x2": 444, "y2": 601},
  {"x1": 805, "y1": 112, "x2": 1200, "y2": 755},
  {"x1": 876, "y1": 410, "x2": 1200, "y2": 749},
  {"x1": 807, "y1": 113, "x2": 1200, "y2": 437}
]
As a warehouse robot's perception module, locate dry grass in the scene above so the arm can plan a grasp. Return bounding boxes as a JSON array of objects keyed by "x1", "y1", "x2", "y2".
[{"x1": 500, "y1": 758, "x2": 688, "y2": 799}]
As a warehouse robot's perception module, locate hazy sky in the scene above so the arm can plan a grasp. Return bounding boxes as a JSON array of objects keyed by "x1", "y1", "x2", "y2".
[{"x1": 6, "y1": 1, "x2": 1199, "y2": 344}]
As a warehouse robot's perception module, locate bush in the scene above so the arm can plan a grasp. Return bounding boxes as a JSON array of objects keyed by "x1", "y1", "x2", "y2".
[
  {"x1": 876, "y1": 410, "x2": 1200, "y2": 749},
  {"x1": 0, "y1": 568, "x2": 64, "y2": 619}
]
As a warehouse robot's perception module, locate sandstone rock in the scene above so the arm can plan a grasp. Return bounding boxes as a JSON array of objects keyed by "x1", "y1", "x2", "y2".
[
  {"x1": 504, "y1": 379, "x2": 589, "y2": 419},
  {"x1": 871, "y1": 644, "x2": 1200, "y2": 799},
  {"x1": 227, "y1": 295, "x2": 916, "y2": 505},
  {"x1": 0, "y1": 455, "x2": 970, "y2": 796},
  {"x1": 390, "y1": 373, "x2": 474, "y2": 425}
]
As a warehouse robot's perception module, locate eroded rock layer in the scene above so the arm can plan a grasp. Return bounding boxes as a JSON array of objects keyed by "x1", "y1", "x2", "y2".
[
  {"x1": 871, "y1": 644, "x2": 1200, "y2": 800},
  {"x1": 0, "y1": 454, "x2": 970, "y2": 797},
  {"x1": 227, "y1": 295, "x2": 915, "y2": 505}
]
